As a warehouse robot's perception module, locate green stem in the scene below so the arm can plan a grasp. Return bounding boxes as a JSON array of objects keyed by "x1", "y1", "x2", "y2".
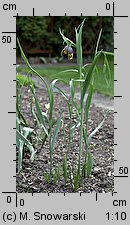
[
  {"x1": 49, "y1": 134, "x2": 52, "y2": 182},
  {"x1": 77, "y1": 102, "x2": 83, "y2": 180},
  {"x1": 77, "y1": 61, "x2": 83, "y2": 183}
]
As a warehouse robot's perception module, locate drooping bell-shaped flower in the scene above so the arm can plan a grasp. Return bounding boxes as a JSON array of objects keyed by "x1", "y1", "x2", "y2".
[{"x1": 62, "y1": 45, "x2": 73, "y2": 60}]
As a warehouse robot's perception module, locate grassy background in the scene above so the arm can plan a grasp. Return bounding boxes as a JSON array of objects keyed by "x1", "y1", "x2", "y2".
[{"x1": 17, "y1": 57, "x2": 114, "y2": 97}]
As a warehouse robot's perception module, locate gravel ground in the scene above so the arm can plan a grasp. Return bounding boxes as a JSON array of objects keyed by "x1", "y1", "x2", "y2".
[{"x1": 16, "y1": 85, "x2": 114, "y2": 193}]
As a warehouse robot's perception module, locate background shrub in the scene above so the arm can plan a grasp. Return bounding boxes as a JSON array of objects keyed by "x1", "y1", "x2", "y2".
[{"x1": 17, "y1": 16, "x2": 113, "y2": 57}]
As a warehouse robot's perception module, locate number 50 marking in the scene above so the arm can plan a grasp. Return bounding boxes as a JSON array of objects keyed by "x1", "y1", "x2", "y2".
[{"x1": 2, "y1": 35, "x2": 11, "y2": 44}]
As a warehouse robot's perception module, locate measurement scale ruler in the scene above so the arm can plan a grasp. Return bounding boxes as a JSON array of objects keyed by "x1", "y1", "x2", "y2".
[{"x1": 0, "y1": 0, "x2": 129, "y2": 224}]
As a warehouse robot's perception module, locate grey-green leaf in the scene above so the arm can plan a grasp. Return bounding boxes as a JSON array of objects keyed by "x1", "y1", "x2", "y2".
[
  {"x1": 82, "y1": 50, "x2": 102, "y2": 103},
  {"x1": 51, "y1": 113, "x2": 63, "y2": 151},
  {"x1": 87, "y1": 151, "x2": 92, "y2": 177}
]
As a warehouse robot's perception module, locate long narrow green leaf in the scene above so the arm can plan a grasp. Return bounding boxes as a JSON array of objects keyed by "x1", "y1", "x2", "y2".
[
  {"x1": 58, "y1": 69, "x2": 85, "y2": 78},
  {"x1": 49, "y1": 79, "x2": 60, "y2": 125},
  {"x1": 75, "y1": 19, "x2": 86, "y2": 76},
  {"x1": 16, "y1": 129, "x2": 35, "y2": 160},
  {"x1": 23, "y1": 127, "x2": 34, "y2": 138},
  {"x1": 87, "y1": 151, "x2": 92, "y2": 177},
  {"x1": 69, "y1": 79, "x2": 80, "y2": 119},
  {"x1": 16, "y1": 129, "x2": 32, "y2": 147},
  {"x1": 103, "y1": 53, "x2": 112, "y2": 87},
  {"x1": 63, "y1": 154, "x2": 67, "y2": 183},
  {"x1": 81, "y1": 50, "x2": 102, "y2": 103},
  {"x1": 54, "y1": 86, "x2": 72, "y2": 119},
  {"x1": 85, "y1": 83, "x2": 94, "y2": 112},
  {"x1": 30, "y1": 86, "x2": 48, "y2": 135},
  {"x1": 88, "y1": 115, "x2": 106, "y2": 145},
  {"x1": 51, "y1": 113, "x2": 63, "y2": 151},
  {"x1": 102, "y1": 51, "x2": 114, "y2": 56},
  {"x1": 59, "y1": 28, "x2": 76, "y2": 47},
  {"x1": 85, "y1": 83, "x2": 94, "y2": 134},
  {"x1": 58, "y1": 69, "x2": 79, "y2": 74},
  {"x1": 35, "y1": 96, "x2": 48, "y2": 135},
  {"x1": 69, "y1": 79, "x2": 75, "y2": 101},
  {"x1": 17, "y1": 38, "x2": 49, "y2": 91},
  {"x1": 17, "y1": 139, "x2": 24, "y2": 173},
  {"x1": 95, "y1": 29, "x2": 102, "y2": 57}
]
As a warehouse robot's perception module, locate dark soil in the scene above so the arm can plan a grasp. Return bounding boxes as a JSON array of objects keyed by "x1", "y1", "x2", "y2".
[{"x1": 16, "y1": 85, "x2": 114, "y2": 193}]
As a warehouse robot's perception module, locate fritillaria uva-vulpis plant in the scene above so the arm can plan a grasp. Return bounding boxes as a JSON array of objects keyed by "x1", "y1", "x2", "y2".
[
  {"x1": 17, "y1": 18, "x2": 113, "y2": 191},
  {"x1": 59, "y1": 19, "x2": 112, "y2": 190}
]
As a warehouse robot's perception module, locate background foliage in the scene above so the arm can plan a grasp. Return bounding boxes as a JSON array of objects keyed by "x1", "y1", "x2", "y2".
[{"x1": 17, "y1": 16, "x2": 113, "y2": 57}]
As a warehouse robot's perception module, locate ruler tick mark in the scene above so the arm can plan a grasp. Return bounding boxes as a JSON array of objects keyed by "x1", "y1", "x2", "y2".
[
  {"x1": 114, "y1": 95, "x2": 123, "y2": 98},
  {"x1": 114, "y1": 15, "x2": 128, "y2": 18},
  {"x1": 8, "y1": 112, "x2": 16, "y2": 114},
  {"x1": 2, "y1": 192, "x2": 16, "y2": 194},
  {"x1": 114, "y1": 175, "x2": 128, "y2": 178},
  {"x1": 13, "y1": 13, "x2": 19, "y2": 18},
  {"x1": 112, "y1": 191, "x2": 117, "y2": 196},
  {"x1": 33, "y1": 8, "x2": 35, "y2": 16},
  {"x1": 113, "y1": 2, "x2": 115, "y2": 17},
  {"x1": 2, "y1": 32, "x2": 16, "y2": 34},
  {"x1": 96, "y1": 193, "x2": 98, "y2": 201},
  {"x1": 16, "y1": 192, "x2": 18, "y2": 207}
]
